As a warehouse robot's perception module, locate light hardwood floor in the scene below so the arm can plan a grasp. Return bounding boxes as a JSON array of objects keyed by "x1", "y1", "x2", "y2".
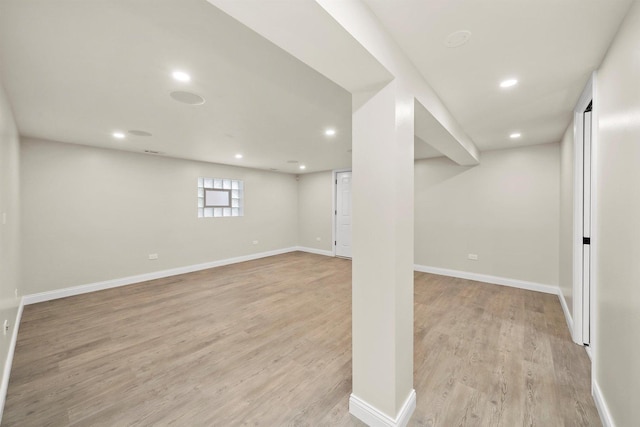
[{"x1": 4, "y1": 252, "x2": 599, "y2": 426}]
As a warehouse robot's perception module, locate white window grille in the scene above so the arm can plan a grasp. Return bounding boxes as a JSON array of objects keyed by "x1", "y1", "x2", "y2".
[{"x1": 198, "y1": 177, "x2": 244, "y2": 218}]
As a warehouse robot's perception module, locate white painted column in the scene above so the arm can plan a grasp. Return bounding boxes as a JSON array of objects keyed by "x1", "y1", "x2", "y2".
[{"x1": 350, "y1": 80, "x2": 415, "y2": 426}]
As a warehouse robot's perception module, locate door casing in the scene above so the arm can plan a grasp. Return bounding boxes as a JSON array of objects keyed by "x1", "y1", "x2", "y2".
[{"x1": 572, "y1": 73, "x2": 599, "y2": 379}]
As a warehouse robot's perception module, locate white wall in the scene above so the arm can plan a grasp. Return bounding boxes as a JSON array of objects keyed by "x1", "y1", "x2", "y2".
[
  {"x1": 559, "y1": 125, "x2": 574, "y2": 319},
  {"x1": 295, "y1": 144, "x2": 561, "y2": 287},
  {"x1": 592, "y1": 2, "x2": 640, "y2": 424},
  {"x1": 0, "y1": 79, "x2": 21, "y2": 411},
  {"x1": 297, "y1": 171, "x2": 333, "y2": 252},
  {"x1": 20, "y1": 138, "x2": 298, "y2": 295},
  {"x1": 415, "y1": 143, "x2": 560, "y2": 286}
]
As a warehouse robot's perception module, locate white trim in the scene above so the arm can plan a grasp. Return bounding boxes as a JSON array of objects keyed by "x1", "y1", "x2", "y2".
[
  {"x1": 588, "y1": 71, "x2": 599, "y2": 382},
  {"x1": 332, "y1": 168, "x2": 352, "y2": 257},
  {"x1": 23, "y1": 247, "x2": 298, "y2": 305},
  {"x1": 295, "y1": 246, "x2": 334, "y2": 257},
  {"x1": 593, "y1": 380, "x2": 615, "y2": 427},
  {"x1": 349, "y1": 389, "x2": 416, "y2": 427},
  {"x1": 558, "y1": 289, "x2": 574, "y2": 337},
  {"x1": 413, "y1": 264, "x2": 558, "y2": 295},
  {"x1": 572, "y1": 72, "x2": 596, "y2": 346},
  {"x1": 0, "y1": 298, "x2": 24, "y2": 423}
]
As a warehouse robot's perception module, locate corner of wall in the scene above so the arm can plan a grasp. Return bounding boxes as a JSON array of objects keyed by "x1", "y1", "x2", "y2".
[{"x1": 0, "y1": 78, "x2": 23, "y2": 424}]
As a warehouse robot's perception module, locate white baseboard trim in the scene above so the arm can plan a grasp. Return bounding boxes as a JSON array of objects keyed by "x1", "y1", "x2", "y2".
[
  {"x1": 0, "y1": 298, "x2": 24, "y2": 423},
  {"x1": 349, "y1": 389, "x2": 416, "y2": 427},
  {"x1": 593, "y1": 380, "x2": 615, "y2": 427},
  {"x1": 23, "y1": 247, "x2": 299, "y2": 305},
  {"x1": 413, "y1": 264, "x2": 558, "y2": 295},
  {"x1": 558, "y1": 290, "x2": 574, "y2": 337},
  {"x1": 295, "y1": 246, "x2": 334, "y2": 257}
]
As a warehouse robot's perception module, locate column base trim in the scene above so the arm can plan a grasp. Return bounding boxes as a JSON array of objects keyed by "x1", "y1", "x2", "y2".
[{"x1": 349, "y1": 389, "x2": 416, "y2": 427}]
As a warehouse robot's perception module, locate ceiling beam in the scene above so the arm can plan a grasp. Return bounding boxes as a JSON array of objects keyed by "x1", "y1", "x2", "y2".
[
  {"x1": 205, "y1": 0, "x2": 392, "y2": 93},
  {"x1": 206, "y1": 0, "x2": 480, "y2": 166}
]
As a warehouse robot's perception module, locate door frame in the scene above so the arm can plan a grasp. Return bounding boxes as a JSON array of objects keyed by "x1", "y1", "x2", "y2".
[
  {"x1": 572, "y1": 72, "x2": 598, "y2": 369},
  {"x1": 332, "y1": 168, "x2": 352, "y2": 257}
]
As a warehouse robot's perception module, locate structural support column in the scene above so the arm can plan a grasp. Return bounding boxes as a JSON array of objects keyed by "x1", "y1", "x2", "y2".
[{"x1": 350, "y1": 80, "x2": 415, "y2": 426}]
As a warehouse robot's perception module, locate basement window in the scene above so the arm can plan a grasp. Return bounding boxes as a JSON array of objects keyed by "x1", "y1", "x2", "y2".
[{"x1": 197, "y1": 177, "x2": 244, "y2": 218}]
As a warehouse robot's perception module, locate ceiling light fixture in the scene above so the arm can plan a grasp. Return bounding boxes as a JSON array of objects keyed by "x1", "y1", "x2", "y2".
[
  {"x1": 510, "y1": 132, "x2": 521, "y2": 139},
  {"x1": 324, "y1": 128, "x2": 336, "y2": 136},
  {"x1": 500, "y1": 78, "x2": 518, "y2": 88},
  {"x1": 112, "y1": 132, "x2": 125, "y2": 139},
  {"x1": 444, "y1": 30, "x2": 472, "y2": 48},
  {"x1": 128, "y1": 130, "x2": 152, "y2": 137},
  {"x1": 172, "y1": 71, "x2": 191, "y2": 82},
  {"x1": 235, "y1": 154, "x2": 243, "y2": 159},
  {"x1": 299, "y1": 165, "x2": 306, "y2": 170},
  {"x1": 169, "y1": 91, "x2": 205, "y2": 105}
]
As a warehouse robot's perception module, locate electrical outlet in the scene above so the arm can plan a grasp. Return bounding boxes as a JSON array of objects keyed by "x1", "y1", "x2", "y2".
[
  {"x1": 316, "y1": 237, "x2": 322, "y2": 241},
  {"x1": 252, "y1": 240, "x2": 258, "y2": 245},
  {"x1": 468, "y1": 253, "x2": 478, "y2": 260},
  {"x1": 1, "y1": 212, "x2": 6, "y2": 225},
  {"x1": 148, "y1": 253, "x2": 159, "y2": 260}
]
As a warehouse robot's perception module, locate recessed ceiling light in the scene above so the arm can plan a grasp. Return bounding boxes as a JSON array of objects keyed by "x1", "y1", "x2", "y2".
[
  {"x1": 172, "y1": 71, "x2": 191, "y2": 82},
  {"x1": 235, "y1": 154, "x2": 243, "y2": 159},
  {"x1": 444, "y1": 30, "x2": 472, "y2": 48},
  {"x1": 128, "y1": 130, "x2": 152, "y2": 137},
  {"x1": 500, "y1": 79, "x2": 518, "y2": 88},
  {"x1": 112, "y1": 132, "x2": 125, "y2": 139},
  {"x1": 324, "y1": 128, "x2": 336, "y2": 136},
  {"x1": 510, "y1": 132, "x2": 521, "y2": 139},
  {"x1": 299, "y1": 165, "x2": 306, "y2": 170},
  {"x1": 169, "y1": 91, "x2": 205, "y2": 105}
]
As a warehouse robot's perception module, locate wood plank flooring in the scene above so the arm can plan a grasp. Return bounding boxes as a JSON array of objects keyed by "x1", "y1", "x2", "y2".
[{"x1": 3, "y1": 252, "x2": 599, "y2": 426}]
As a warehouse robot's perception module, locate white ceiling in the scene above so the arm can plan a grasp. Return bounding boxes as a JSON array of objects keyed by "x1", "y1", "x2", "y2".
[
  {"x1": 0, "y1": 0, "x2": 353, "y2": 174},
  {"x1": 0, "y1": 0, "x2": 633, "y2": 172},
  {"x1": 364, "y1": 0, "x2": 632, "y2": 151}
]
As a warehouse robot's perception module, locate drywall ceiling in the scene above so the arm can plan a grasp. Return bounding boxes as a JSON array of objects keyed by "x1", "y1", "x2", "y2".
[
  {"x1": 2, "y1": 0, "x2": 631, "y2": 171},
  {"x1": 0, "y1": 0, "x2": 356, "y2": 174},
  {"x1": 364, "y1": 0, "x2": 632, "y2": 151}
]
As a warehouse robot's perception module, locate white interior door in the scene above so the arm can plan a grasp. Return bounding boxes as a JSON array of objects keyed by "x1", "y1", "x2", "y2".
[
  {"x1": 582, "y1": 105, "x2": 592, "y2": 345},
  {"x1": 335, "y1": 171, "x2": 352, "y2": 258}
]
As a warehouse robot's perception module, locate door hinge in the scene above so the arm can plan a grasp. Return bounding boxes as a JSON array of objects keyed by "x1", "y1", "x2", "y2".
[
  {"x1": 334, "y1": 241, "x2": 337, "y2": 245},
  {"x1": 335, "y1": 210, "x2": 337, "y2": 215},
  {"x1": 583, "y1": 237, "x2": 591, "y2": 245},
  {"x1": 335, "y1": 179, "x2": 337, "y2": 184}
]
